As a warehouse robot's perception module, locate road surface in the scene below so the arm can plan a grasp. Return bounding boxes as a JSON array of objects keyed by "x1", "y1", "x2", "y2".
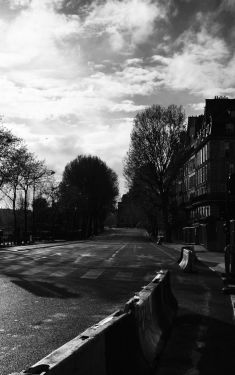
[{"x1": 0, "y1": 228, "x2": 178, "y2": 374}]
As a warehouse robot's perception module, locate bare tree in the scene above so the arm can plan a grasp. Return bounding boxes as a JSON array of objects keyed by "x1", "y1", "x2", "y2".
[
  {"x1": 32, "y1": 175, "x2": 59, "y2": 237},
  {"x1": 20, "y1": 155, "x2": 54, "y2": 240},
  {"x1": 124, "y1": 104, "x2": 186, "y2": 241},
  {"x1": 0, "y1": 125, "x2": 20, "y2": 190},
  {"x1": 0, "y1": 145, "x2": 28, "y2": 242},
  {"x1": 0, "y1": 142, "x2": 54, "y2": 242}
]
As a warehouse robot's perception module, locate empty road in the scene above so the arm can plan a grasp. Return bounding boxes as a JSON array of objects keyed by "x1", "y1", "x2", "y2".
[{"x1": 0, "y1": 228, "x2": 178, "y2": 374}]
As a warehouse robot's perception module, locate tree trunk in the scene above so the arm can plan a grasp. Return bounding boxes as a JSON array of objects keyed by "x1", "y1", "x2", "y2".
[
  {"x1": 24, "y1": 188, "x2": 28, "y2": 243},
  {"x1": 161, "y1": 192, "x2": 171, "y2": 242},
  {"x1": 13, "y1": 188, "x2": 17, "y2": 243}
]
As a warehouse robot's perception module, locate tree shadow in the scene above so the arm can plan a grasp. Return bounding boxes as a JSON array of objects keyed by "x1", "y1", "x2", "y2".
[
  {"x1": 11, "y1": 276, "x2": 80, "y2": 298},
  {"x1": 156, "y1": 312, "x2": 235, "y2": 375}
]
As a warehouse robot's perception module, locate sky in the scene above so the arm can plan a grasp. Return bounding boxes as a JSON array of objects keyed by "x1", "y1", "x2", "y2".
[{"x1": 0, "y1": 0, "x2": 234, "y2": 195}]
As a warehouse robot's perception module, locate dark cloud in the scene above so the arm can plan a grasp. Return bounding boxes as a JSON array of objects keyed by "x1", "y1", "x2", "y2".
[
  {"x1": 167, "y1": 0, "x2": 233, "y2": 48},
  {"x1": 59, "y1": 0, "x2": 94, "y2": 17}
]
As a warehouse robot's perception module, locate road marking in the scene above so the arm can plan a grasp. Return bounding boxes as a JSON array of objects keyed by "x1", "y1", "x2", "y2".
[
  {"x1": 113, "y1": 271, "x2": 133, "y2": 281},
  {"x1": 208, "y1": 264, "x2": 225, "y2": 273},
  {"x1": 150, "y1": 243, "x2": 176, "y2": 260},
  {"x1": 74, "y1": 253, "x2": 94, "y2": 263},
  {"x1": 80, "y1": 269, "x2": 105, "y2": 279},
  {"x1": 103, "y1": 244, "x2": 127, "y2": 265},
  {"x1": 50, "y1": 271, "x2": 68, "y2": 278}
]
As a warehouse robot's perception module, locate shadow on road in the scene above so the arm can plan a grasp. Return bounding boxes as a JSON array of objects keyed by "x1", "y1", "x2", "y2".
[
  {"x1": 156, "y1": 312, "x2": 235, "y2": 375},
  {"x1": 11, "y1": 277, "x2": 80, "y2": 298}
]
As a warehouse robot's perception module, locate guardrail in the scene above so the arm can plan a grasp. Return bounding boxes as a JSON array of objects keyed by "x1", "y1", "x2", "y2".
[{"x1": 10, "y1": 270, "x2": 178, "y2": 375}]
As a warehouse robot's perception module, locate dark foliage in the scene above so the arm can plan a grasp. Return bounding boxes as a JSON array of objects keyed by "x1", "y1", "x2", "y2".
[{"x1": 59, "y1": 155, "x2": 119, "y2": 238}]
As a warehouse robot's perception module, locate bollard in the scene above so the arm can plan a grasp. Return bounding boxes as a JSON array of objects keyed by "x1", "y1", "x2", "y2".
[{"x1": 178, "y1": 249, "x2": 195, "y2": 272}]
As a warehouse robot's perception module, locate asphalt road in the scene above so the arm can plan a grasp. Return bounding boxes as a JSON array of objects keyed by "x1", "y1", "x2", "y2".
[{"x1": 0, "y1": 228, "x2": 178, "y2": 375}]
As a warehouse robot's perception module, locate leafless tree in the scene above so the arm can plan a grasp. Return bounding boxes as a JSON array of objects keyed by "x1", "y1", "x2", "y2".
[
  {"x1": 0, "y1": 125, "x2": 20, "y2": 190},
  {"x1": 124, "y1": 104, "x2": 186, "y2": 241}
]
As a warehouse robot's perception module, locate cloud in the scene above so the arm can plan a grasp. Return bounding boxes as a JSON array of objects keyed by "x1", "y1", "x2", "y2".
[
  {"x1": 81, "y1": 0, "x2": 168, "y2": 51},
  {"x1": 220, "y1": 0, "x2": 235, "y2": 11},
  {"x1": 0, "y1": 0, "x2": 163, "y2": 123},
  {"x1": 8, "y1": 0, "x2": 64, "y2": 11},
  {"x1": 189, "y1": 102, "x2": 205, "y2": 112},
  {"x1": 1, "y1": 0, "x2": 234, "y2": 196},
  {"x1": 153, "y1": 27, "x2": 235, "y2": 97},
  {"x1": 109, "y1": 100, "x2": 146, "y2": 113},
  {"x1": 5, "y1": 115, "x2": 133, "y2": 195},
  {"x1": 8, "y1": 0, "x2": 31, "y2": 9},
  {"x1": 1, "y1": 2, "x2": 80, "y2": 69}
]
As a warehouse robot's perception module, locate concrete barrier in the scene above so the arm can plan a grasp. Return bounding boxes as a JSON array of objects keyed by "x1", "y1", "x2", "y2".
[
  {"x1": 125, "y1": 270, "x2": 178, "y2": 369},
  {"x1": 177, "y1": 245, "x2": 196, "y2": 263},
  {"x1": 152, "y1": 270, "x2": 178, "y2": 328},
  {"x1": 10, "y1": 270, "x2": 177, "y2": 375},
  {"x1": 178, "y1": 248, "x2": 195, "y2": 272}
]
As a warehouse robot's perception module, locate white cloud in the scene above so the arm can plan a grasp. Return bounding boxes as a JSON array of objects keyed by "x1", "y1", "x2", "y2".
[
  {"x1": 189, "y1": 102, "x2": 205, "y2": 112},
  {"x1": 0, "y1": 0, "x2": 162, "y2": 123},
  {"x1": 82, "y1": 0, "x2": 168, "y2": 51},
  {"x1": 154, "y1": 28, "x2": 235, "y2": 97},
  {"x1": 2, "y1": 0, "x2": 234, "y2": 196},
  {"x1": 0, "y1": 2, "x2": 80, "y2": 70},
  {"x1": 124, "y1": 58, "x2": 144, "y2": 66},
  {"x1": 5, "y1": 115, "x2": 133, "y2": 194},
  {"x1": 109, "y1": 100, "x2": 146, "y2": 112},
  {"x1": 8, "y1": 0, "x2": 64, "y2": 11},
  {"x1": 8, "y1": 0, "x2": 30, "y2": 9}
]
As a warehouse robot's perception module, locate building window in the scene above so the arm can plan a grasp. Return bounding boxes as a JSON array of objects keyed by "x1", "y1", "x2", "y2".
[
  {"x1": 197, "y1": 144, "x2": 209, "y2": 166},
  {"x1": 189, "y1": 174, "x2": 195, "y2": 189},
  {"x1": 196, "y1": 205, "x2": 211, "y2": 219}
]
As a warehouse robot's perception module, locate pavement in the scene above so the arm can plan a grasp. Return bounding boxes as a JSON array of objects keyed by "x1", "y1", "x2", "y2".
[{"x1": 154, "y1": 242, "x2": 235, "y2": 375}]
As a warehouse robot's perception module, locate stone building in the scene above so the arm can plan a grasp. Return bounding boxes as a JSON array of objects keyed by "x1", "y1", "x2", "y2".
[{"x1": 175, "y1": 96, "x2": 235, "y2": 251}]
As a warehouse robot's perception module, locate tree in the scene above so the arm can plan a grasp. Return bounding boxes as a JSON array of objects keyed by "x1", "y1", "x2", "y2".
[
  {"x1": 124, "y1": 104, "x2": 186, "y2": 241},
  {"x1": 59, "y1": 155, "x2": 119, "y2": 238},
  {"x1": 19, "y1": 154, "x2": 52, "y2": 240},
  {"x1": 0, "y1": 125, "x2": 20, "y2": 189},
  {"x1": 0, "y1": 145, "x2": 28, "y2": 242},
  {"x1": 34, "y1": 176, "x2": 59, "y2": 237},
  {"x1": 0, "y1": 141, "x2": 54, "y2": 242}
]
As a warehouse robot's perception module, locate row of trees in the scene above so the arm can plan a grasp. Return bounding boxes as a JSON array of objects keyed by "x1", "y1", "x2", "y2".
[
  {"x1": 124, "y1": 104, "x2": 186, "y2": 241},
  {"x1": 0, "y1": 126, "x2": 56, "y2": 242},
  {"x1": 0, "y1": 125, "x2": 119, "y2": 242}
]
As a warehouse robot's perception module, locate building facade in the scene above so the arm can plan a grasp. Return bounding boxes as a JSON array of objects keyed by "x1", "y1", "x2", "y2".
[{"x1": 175, "y1": 97, "x2": 235, "y2": 251}]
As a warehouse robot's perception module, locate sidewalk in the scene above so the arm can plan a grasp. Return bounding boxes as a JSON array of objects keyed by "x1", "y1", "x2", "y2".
[
  {"x1": 154, "y1": 242, "x2": 235, "y2": 375},
  {"x1": 164, "y1": 242, "x2": 226, "y2": 274}
]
